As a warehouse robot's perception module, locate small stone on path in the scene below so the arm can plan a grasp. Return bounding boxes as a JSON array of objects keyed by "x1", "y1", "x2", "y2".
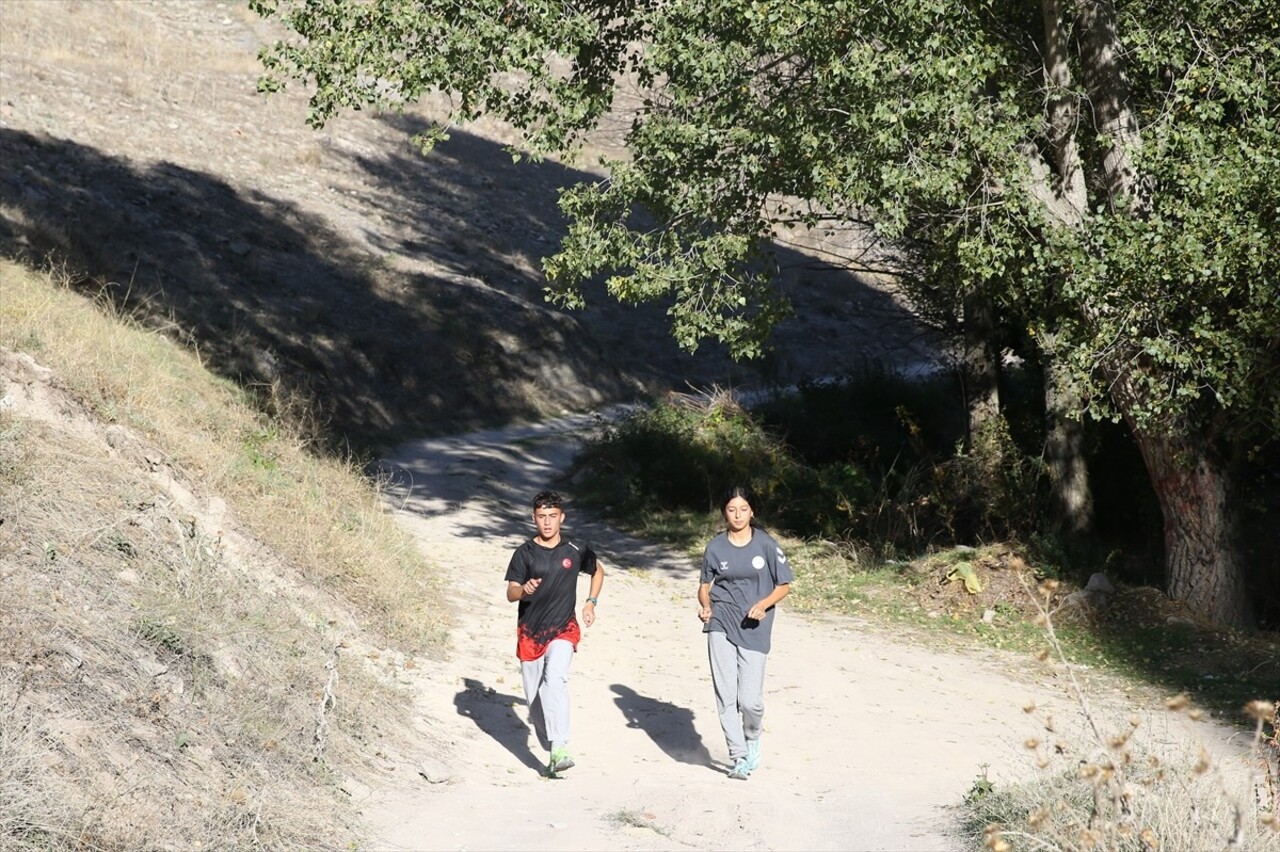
[{"x1": 417, "y1": 757, "x2": 455, "y2": 784}]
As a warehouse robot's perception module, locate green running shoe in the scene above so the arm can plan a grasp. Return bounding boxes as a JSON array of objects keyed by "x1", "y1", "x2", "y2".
[
  {"x1": 745, "y1": 737, "x2": 761, "y2": 772},
  {"x1": 727, "y1": 758, "x2": 751, "y2": 780},
  {"x1": 548, "y1": 747, "x2": 575, "y2": 774}
]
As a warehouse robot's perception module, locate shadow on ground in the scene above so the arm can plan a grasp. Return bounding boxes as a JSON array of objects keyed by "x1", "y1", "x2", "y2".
[
  {"x1": 611, "y1": 684, "x2": 714, "y2": 769},
  {"x1": 378, "y1": 408, "x2": 703, "y2": 581},
  {"x1": 454, "y1": 677, "x2": 544, "y2": 773}
]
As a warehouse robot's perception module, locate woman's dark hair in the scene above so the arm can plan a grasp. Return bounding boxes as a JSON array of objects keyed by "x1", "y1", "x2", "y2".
[{"x1": 720, "y1": 485, "x2": 755, "y2": 513}]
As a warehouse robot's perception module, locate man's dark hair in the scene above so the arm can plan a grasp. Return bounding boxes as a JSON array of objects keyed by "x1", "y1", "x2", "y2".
[{"x1": 532, "y1": 490, "x2": 564, "y2": 510}]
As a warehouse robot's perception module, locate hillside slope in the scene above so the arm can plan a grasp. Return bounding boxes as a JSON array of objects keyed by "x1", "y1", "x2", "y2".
[
  {"x1": 1, "y1": 260, "x2": 441, "y2": 849},
  {"x1": 0, "y1": 0, "x2": 939, "y2": 452}
]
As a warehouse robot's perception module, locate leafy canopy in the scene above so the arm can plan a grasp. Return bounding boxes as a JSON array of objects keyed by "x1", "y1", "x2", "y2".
[{"x1": 254, "y1": 0, "x2": 1280, "y2": 446}]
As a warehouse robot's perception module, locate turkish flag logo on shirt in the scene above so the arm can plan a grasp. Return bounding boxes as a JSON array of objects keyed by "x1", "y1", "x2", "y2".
[{"x1": 562, "y1": 558, "x2": 573, "y2": 569}]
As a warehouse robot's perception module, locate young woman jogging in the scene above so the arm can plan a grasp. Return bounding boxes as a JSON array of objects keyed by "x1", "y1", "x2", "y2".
[{"x1": 697, "y1": 486, "x2": 793, "y2": 780}]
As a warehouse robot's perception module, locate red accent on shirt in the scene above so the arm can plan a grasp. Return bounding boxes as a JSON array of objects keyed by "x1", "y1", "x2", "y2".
[{"x1": 516, "y1": 618, "x2": 581, "y2": 662}]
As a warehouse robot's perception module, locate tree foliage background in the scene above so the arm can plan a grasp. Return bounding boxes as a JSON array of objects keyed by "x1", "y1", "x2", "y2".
[{"x1": 254, "y1": 0, "x2": 1279, "y2": 627}]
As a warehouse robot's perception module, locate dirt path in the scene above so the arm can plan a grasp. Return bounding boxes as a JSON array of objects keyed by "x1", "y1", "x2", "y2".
[{"x1": 356, "y1": 412, "x2": 1111, "y2": 852}]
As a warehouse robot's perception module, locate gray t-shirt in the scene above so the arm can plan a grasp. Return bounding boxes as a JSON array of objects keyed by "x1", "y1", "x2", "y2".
[{"x1": 700, "y1": 528, "x2": 794, "y2": 653}]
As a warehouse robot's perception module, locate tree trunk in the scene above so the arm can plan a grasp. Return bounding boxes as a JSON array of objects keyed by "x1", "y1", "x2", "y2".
[
  {"x1": 1043, "y1": 349, "x2": 1093, "y2": 536},
  {"x1": 1077, "y1": 0, "x2": 1149, "y2": 215},
  {"x1": 1073, "y1": 0, "x2": 1252, "y2": 629},
  {"x1": 1130, "y1": 423, "x2": 1254, "y2": 629},
  {"x1": 1040, "y1": 0, "x2": 1086, "y2": 223},
  {"x1": 1033, "y1": 0, "x2": 1093, "y2": 538},
  {"x1": 962, "y1": 289, "x2": 1000, "y2": 448}
]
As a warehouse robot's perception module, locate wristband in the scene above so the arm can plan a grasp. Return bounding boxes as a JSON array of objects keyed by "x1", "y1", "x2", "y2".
[{"x1": 585, "y1": 596, "x2": 599, "y2": 605}]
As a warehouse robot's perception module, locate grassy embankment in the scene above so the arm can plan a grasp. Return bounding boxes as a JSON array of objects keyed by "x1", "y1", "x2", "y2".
[{"x1": 1, "y1": 258, "x2": 446, "y2": 850}]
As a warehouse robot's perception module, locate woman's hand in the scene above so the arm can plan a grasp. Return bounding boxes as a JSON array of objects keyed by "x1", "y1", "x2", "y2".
[
  {"x1": 698, "y1": 604, "x2": 712, "y2": 623},
  {"x1": 746, "y1": 600, "x2": 768, "y2": 620}
]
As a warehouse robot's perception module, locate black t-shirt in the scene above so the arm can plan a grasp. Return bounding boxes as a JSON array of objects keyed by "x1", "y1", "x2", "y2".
[{"x1": 505, "y1": 538, "x2": 598, "y2": 653}]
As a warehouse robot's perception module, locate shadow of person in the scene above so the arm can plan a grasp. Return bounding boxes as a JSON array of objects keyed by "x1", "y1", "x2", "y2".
[
  {"x1": 610, "y1": 684, "x2": 714, "y2": 768},
  {"x1": 453, "y1": 677, "x2": 543, "y2": 772}
]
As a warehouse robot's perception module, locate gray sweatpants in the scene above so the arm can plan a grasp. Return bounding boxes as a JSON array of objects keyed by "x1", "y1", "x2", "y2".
[
  {"x1": 707, "y1": 630, "x2": 767, "y2": 762},
  {"x1": 521, "y1": 638, "x2": 574, "y2": 751}
]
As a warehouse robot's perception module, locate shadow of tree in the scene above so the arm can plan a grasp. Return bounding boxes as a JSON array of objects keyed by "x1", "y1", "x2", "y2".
[
  {"x1": 366, "y1": 112, "x2": 944, "y2": 397},
  {"x1": 0, "y1": 127, "x2": 636, "y2": 452},
  {"x1": 376, "y1": 410, "x2": 704, "y2": 581},
  {"x1": 1, "y1": 116, "x2": 938, "y2": 457}
]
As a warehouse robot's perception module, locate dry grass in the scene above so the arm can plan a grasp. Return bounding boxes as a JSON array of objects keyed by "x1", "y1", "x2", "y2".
[
  {"x1": 3, "y1": 0, "x2": 262, "y2": 77},
  {"x1": 962, "y1": 577, "x2": 1280, "y2": 852},
  {"x1": 0, "y1": 258, "x2": 448, "y2": 849},
  {"x1": 0, "y1": 674, "x2": 76, "y2": 848},
  {"x1": 1, "y1": 257, "x2": 446, "y2": 648}
]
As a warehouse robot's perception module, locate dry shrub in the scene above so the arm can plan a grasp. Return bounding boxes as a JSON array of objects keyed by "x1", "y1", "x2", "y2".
[{"x1": 965, "y1": 576, "x2": 1280, "y2": 852}]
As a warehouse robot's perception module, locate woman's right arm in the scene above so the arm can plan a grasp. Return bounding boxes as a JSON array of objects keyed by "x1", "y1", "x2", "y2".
[{"x1": 697, "y1": 582, "x2": 713, "y2": 623}]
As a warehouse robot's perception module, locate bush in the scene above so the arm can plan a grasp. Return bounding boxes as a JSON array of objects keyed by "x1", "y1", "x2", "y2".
[
  {"x1": 573, "y1": 369, "x2": 1053, "y2": 556},
  {"x1": 569, "y1": 388, "x2": 803, "y2": 514},
  {"x1": 933, "y1": 414, "x2": 1047, "y2": 543},
  {"x1": 961, "y1": 582, "x2": 1280, "y2": 852}
]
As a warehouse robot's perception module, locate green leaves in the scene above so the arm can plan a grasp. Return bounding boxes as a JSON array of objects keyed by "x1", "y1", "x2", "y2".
[
  {"x1": 255, "y1": 0, "x2": 630, "y2": 151},
  {"x1": 255, "y1": 0, "x2": 1280, "y2": 445}
]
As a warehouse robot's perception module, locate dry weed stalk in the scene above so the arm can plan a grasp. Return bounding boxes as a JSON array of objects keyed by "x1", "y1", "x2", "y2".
[
  {"x1": 975, "y1": 574, "x2": 1279, "y2": 852},
  {"x1": 312, "y1": 641, "x2": 342, "y2": 764},
  {"x1": 1248, "y1": 701, "x2": 1280, "y2": 832}
]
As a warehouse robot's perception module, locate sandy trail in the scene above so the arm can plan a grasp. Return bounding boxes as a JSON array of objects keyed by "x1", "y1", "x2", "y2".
[{"x1": 356, "y1": 413, "x2": 1147, "y2": 851}]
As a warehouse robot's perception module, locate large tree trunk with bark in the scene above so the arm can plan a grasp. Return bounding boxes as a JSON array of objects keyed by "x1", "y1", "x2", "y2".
[
  {"x1": 1043, "y1": 350, "x2": 1093, "y2": 536},
  {"x1": 962, "y1": 289, "x2": 1000, "y2": 448},
  {"x1": 1071, "y1": 0, "x2": 1252, "y2": 628},
  {"x1": 1130, "y1": 424, "x2": 1254, "y2": 629}
]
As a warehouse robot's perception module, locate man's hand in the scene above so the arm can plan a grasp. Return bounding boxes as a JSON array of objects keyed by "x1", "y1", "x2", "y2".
[
  {"x1": 698, "y1": 604, "x2": 712, "y2": 623},
  {"x1": 522, "y1": 577, "x2": 541, "y2": 597},
  {"x1": 582, "y1": 600, "x2": 596, "y2": 627}
]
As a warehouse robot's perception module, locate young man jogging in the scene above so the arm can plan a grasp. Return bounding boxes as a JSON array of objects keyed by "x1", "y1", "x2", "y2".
[{"x1": 505, "y1": 490, "x2": 605, "y2": 775}]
